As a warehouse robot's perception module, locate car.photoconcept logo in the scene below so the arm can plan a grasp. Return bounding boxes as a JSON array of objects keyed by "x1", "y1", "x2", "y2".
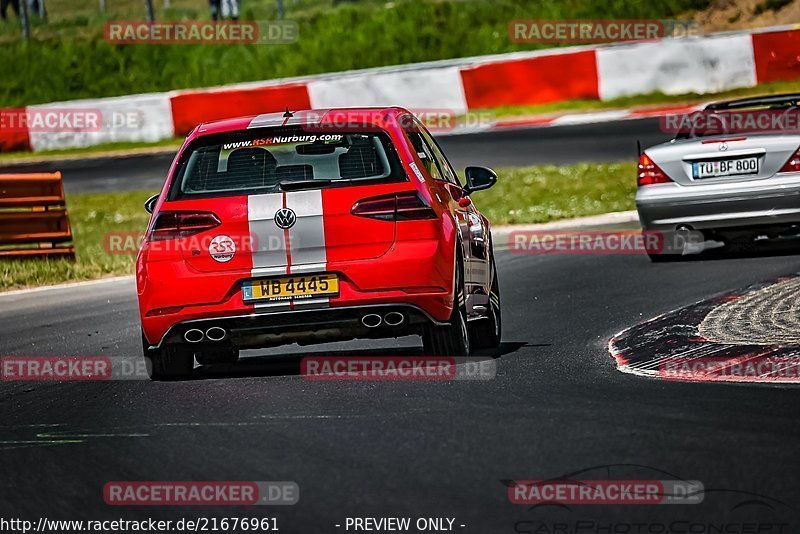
[{"x1": 274, "y1": 208, "x2": 297, "y2": 229}]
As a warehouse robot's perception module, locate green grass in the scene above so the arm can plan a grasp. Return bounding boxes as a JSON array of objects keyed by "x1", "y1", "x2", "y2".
[
  {"x1": 471, "y1": 162, "x2": 636, "y2": 225},
  {"x1": 0, "y1": 0, "x2": 711, "y2": 106},
  {"x1": 0, "y1": 161, "x2": 637, "y2": 291}
]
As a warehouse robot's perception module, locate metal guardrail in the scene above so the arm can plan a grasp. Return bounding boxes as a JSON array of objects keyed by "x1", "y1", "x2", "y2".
[{"x1": 0, "y1": 172, "x2": 75, "y2": 260}]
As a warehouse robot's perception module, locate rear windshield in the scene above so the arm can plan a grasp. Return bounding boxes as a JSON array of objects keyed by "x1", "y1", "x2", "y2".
[{"x1": 171, "y1": 129, "x2": 406, "y2": 198}]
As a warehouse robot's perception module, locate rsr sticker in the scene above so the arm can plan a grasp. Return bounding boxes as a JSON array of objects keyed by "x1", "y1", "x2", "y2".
[{"x1": 209, "y1": 235, "x2": 236, "y2": 263}]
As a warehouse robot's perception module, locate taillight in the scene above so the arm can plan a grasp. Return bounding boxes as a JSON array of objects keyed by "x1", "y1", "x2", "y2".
[
  {"x1": 779, "y1": 146, "x2": 800, "y2": 173},
  {"x1": 352, "y1": 192, "x2": 436, "y2": 221},
  {"x1": 395, "y1": 191, "x2": 437, "y2": 220},
  {"x1": 149, "y1": 211, "x2": 221, "y2": 241},
  {"x1": 637, "y1": 153, "x2": 671, "y2": 187}
]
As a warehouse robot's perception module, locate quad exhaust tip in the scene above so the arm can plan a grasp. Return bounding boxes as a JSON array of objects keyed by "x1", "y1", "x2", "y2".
[
  {"x1": 383, "y1": 312, "x2": 405, "y2": 326},
  {"x1": 361, "y1": 314, "x2": 383, "y2": 328},
  {"x1": 205, "y1": 327, "x2": 227, "y2": 342},
  {"x1": 184, "y1": 329, "x2": 205, "y2": 343},
  {"x1": 361, "y1": 312, "x2": 405, "y2": 328}
]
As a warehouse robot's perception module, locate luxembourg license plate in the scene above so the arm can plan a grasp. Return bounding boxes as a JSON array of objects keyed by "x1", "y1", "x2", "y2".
[
  {"x1": 692, "y1": 157, "x2": 758, "y2": 179},
  {"x1": 242, "y1": 273, "x2": 339, "y2": 302}
]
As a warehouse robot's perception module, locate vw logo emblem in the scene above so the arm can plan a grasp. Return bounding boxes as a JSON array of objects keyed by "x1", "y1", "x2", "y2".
[
  {"x1": 719, "y1": 142, "x2": 728, "y2": 151},
  {"x1": 274, "y1": 208, "x2": 296, "y2": 229}
]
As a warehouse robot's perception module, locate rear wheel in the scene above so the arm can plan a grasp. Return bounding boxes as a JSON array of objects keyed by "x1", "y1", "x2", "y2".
[
  {"x1": 471, "y1": 257, "x2": 501, "y2": 350},
  {"x1": 142, "y1": 332, "x2": 193, "y2": 381},
  {"x1": 422, "y1": 259, "x2": 470, "y2": 356}
]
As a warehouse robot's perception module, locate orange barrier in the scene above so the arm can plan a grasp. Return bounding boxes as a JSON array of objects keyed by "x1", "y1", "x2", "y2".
[
  {"x1": 752, "y1": 29, "x2": 800, "y2": 84},
  {"x1": 0, "y1": 107, "x2": 32, "y2": 153},
  {"x1": 169, "y1": 83, "x2": 311, "y2": 136},
  {"x1": 0, "y1": 172, "x2": 75, "y2": 260},
  {"x1": 459, "y1": 50, "x2": 599, "y2": 109}
]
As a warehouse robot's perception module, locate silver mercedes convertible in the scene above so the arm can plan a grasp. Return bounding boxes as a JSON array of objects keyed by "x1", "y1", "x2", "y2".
[{"x1": 637, "y1": 93, "x2": 800, "y2": 261}]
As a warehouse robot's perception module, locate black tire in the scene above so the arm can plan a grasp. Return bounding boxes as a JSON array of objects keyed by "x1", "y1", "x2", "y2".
[
  {"x1": 422, "y1": 257, "x2": 470, "y2": 356},
  {"x1": 142, "y1": 332, "x2": 193, "y2": 381},
  {"x1": 471, "y1": 257, "x2": 501, "y2": 350}
]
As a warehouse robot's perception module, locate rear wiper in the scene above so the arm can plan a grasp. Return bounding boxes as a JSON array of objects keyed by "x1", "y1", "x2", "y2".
[
  {"x1": 279, "y1": 179, "x2": 354, "y2": 191},
  {"x1": 278, "y1": 179, "x2": 333, "y2": 191}
]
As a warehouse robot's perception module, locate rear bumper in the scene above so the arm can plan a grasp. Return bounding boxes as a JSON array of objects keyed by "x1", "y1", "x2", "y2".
[
  {"x1": 138, "y1": 237, "x2": 455, "y2": 345},
  {"x1": 150, "y1": 304, "x2": 444, "y2": 350},
  {"x1": 636, "y1": 173, "x2": 800, "y2": 231}
]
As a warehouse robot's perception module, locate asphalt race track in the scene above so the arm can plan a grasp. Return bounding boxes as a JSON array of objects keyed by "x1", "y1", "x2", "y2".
[
  {"x1": 0, "y1": 118, "x2": 671, "y2": 194},
  {"x1": 2, "y1": 244, "x2": 800, "y2": 529}
]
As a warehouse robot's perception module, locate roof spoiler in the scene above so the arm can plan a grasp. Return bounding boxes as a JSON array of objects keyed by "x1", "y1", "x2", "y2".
[{"x1": 705, "y1": 93, "x2": 800, "y2": 110}]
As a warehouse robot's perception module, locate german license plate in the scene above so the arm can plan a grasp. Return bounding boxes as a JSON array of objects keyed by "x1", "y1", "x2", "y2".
[
  {"x1": 242, "y1": 273, "x2": 339, "y2": 301},
  {"x1": 692, "y1": 157, "x2": 758, "y2": 179}
]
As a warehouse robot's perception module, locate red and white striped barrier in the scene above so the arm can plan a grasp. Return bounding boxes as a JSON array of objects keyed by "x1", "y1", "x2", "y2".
[
  {"x1": 596, "y1": 33, "x2": 757, "y2": 99},
  {"x1": 2, "y1": 25, "x2": 799, "y2": 153}
]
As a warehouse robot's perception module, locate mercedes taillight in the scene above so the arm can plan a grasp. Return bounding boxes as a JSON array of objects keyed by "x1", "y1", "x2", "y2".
[{"x1": 637, "y1": 153, "x2": 672, "y2": 187}]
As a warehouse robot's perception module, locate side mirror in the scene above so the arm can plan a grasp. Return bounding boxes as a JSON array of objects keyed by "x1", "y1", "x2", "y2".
[
  {"x1": 464, "y1": 166, "x2": 497, "y2": 193},
  {"x1": 144, "y1": 194, "x2": 159, "y2": 214}
]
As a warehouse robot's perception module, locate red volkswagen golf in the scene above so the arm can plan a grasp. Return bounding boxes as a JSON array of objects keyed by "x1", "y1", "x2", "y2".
[{"x1": 137, "y1": 107, "x2": 501, "y2": 379}]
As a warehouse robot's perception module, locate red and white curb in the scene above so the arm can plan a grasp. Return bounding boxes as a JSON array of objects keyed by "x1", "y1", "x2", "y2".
[{"x1": 608, "y1": 275, "x2": 800, "y2": 385}]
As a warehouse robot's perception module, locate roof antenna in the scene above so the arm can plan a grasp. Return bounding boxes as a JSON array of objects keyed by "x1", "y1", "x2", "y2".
[{"x1": 283, "y1": 107, "x2": 294, "y2": 118}]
